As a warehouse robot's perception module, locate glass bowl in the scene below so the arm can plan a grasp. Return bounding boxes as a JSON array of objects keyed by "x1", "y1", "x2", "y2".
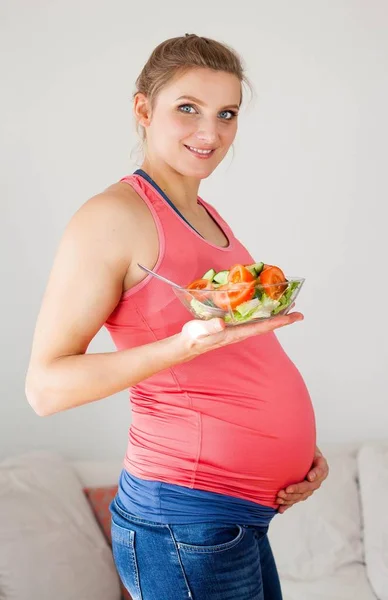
[{"x1": 173, "y1": 277, "x2": 305, "y2": 326}]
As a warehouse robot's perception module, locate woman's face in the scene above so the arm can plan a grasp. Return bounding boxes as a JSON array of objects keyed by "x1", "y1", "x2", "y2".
[{"x1": 136, "y1": 68, "x2": 241, "y2": 179}]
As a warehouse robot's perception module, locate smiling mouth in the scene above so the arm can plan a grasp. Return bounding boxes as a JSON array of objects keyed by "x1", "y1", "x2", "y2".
[{"x1": 184, "y1": 145, "x2": 216, "y2": 158}]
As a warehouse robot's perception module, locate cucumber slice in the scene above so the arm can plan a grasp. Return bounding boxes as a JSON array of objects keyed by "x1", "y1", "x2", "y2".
[
  {"x1": 246, "y1": 262, "x2": 264, "y2": 277},
  {"x1": 213, "y1": 270, "x2": 229, "y2": 285},
  {"x1": 253, "y1": 262, "x2": 264, "y2": 275},
  {"x1": 202, "y1": 268, "x2": 216, "y2": 281},
  {"x1": 246, "y1": 265, "x2": 257, "y2": 277}
]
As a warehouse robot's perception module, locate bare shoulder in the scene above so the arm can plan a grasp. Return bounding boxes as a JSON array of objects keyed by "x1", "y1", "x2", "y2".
[
  {"x1": 26, "y1": 180, "x2": 151, "y2": 370},
  {"x1": 67, "y1": 180, "x2": 159, "y2": 294},
  {"x1": 67, "y1": 181, "x2": 148, "y2": 257},
  {"x1": 75, "y1": 181, "x2": 143, "y2": 230}
]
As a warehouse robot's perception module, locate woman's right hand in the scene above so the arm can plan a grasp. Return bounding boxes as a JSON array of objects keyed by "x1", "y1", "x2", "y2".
[{"x1": 179, "y1": 307, "x2": 304, "y2": 360}]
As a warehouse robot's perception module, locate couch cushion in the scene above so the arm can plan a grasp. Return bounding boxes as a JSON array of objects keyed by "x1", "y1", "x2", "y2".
[
  {"x1": 281, "y1": 564, "x2": 377, "y2": 600},
  {"x1": 268, "y1": 447, "x2": 363, "y2": 580},
  {"x1": 84, "y1": 485, "x2": 132, "y2": 600},
  {"x1": 84, "y1": 485, "x2": 118, "y2": 544},
  {"x1": 0, "y1": 451, "x2": 121, "y2": 600},
  {"x1": 358, "y1": 443, "x2": 388, "y2": 600}
]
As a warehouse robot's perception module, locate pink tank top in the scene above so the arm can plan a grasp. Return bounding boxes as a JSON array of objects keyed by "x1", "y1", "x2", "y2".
[{"x1": 104, "y1": 173, "x2": 316, "y2": 509}]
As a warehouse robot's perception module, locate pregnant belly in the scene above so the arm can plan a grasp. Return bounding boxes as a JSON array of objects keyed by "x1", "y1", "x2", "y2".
[
  {"x1": 193, "y1": 341, "x2": 317, "y2": 507},
  {"x1": 129, "y1": 332, "x2": 317, "y2": 508},
  {"x1": 196, "y1": 393, "x2": 316, "y2": 508}
]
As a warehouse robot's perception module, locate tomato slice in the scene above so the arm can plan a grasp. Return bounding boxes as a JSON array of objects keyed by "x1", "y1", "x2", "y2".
[
  {"x1": 259, "y1": 266, "x2": 288, "y2": 300},
  {"x1": 228, "y1": 264, "x2": 256, "y2": 284},
  {"x1": 186, "y1": 278, "x2": 214, "y2": 300},
  {"x1": 212, "y1": 282, "x2": 255, "y2": 310},
  {"x1": 187, "y1": 278, "x2": 212, "y2": 290},
  {"x1": 208, "y1": 264, "x2": 255, "y2": 310}
]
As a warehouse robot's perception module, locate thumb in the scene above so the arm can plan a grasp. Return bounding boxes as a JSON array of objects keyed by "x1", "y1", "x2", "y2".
[
  {"x1": 206, "y1": 317, "x2": 226, "y2": 335},
  {"x1": 182, "y1": 317, "x2": 225, "y2": 340}
]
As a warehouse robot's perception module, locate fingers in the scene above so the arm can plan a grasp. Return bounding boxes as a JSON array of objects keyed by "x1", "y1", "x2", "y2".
[
  {"x1": 311, "y1": 457, "x2": 329, "y2": 481},
  {"x1": 286, "y1": 477, "x2": 324, "y2": 494},
  {"x1": 306, "y1": 465, "x2": 328, "y2": 484},
  {"x1": 181, "y1": 317, "x2": 225, "y2": 340},
  {"x1": 276, "y1": 479, "x2": 320, "y2": 505},
  {"x1": 277, "y1": 491, "x2": 313, "y2": 505},
  {"x1": 197, "y1": 318, "x2": 225, "y2": 336},
  {"x1": 181, "y1": 310, "x2": 304, "y2": 357},
  {"x1": 308, "y1": 468, "x2": 324, "y2": 482},
  {"x1": 254, "y1": 311, "x2": 304, "y2": 331},
  {"x1": 228, "y1": 311, "x2": 304, "y2": 342},
  {"x1": 275, "y1": 452, "x2": 329, "y2": 513},
  {"x1": 287, "y1": 482, "x2": 320, "y2": 495}
]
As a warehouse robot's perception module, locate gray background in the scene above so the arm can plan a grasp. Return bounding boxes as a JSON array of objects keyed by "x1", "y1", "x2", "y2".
[{"x1": 1, "y1": 0, "x2": 387, "y2": 460}]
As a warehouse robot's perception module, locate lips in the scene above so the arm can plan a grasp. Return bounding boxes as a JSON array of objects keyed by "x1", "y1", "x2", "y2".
[{"x1": 184, "y1": 145, "x2": 216, "y2": 158}]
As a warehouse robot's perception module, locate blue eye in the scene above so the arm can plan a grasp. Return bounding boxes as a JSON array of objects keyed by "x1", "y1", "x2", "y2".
[
  {"x1": 178, "y1": 104, "x2": 196, "y2": 114},
  {"x1": 177, "y1": 104, "x2": 237, "y2": 120},
  {"x1": 219, "y1": 110, "x2": 237, "y2": 120}
]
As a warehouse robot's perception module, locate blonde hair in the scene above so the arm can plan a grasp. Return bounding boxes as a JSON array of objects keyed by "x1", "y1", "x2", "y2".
[{"x1": 133, "y1": 33, "x2": 252, "y2": 143}]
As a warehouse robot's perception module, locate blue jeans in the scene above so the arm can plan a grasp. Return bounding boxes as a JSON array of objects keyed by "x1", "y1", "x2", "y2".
[{"x1": 110, "y1": 496, "x2": 283, "y2": 600}]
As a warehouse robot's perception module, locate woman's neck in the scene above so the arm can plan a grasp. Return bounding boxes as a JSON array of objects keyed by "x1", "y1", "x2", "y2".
[{"x1": 140, "y1": 159, "x2": 202, "y2": 214}]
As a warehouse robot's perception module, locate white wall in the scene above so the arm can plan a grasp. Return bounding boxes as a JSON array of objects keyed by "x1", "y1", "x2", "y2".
[{"x1": 1, "y1": 0, "x2": 387, "y2": 461}]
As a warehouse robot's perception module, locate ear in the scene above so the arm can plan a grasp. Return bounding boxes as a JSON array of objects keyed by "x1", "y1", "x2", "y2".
[{"x1": 133, "y1": 92, "x2": 151, "y2": 128}]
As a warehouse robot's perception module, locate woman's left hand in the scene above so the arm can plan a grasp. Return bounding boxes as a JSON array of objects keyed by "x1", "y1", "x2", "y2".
[{"x1": 276, "y1": 447, "x2": 329, "y2": 514}]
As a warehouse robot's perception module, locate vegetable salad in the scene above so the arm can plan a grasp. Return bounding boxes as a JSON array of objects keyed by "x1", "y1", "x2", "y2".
[{"x1": 186, "y1": 262, "x2": 300, "y2": 323}]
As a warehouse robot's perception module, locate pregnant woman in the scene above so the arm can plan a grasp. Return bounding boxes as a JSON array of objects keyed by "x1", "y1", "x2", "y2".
[{"x1": 26, "y1": 34, "x2": 329, "y2": 600}]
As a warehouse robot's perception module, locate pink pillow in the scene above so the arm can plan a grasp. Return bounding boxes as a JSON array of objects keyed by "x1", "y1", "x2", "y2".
[{"x1": 84, "y1": 486, "x2": 132, "y2": 600}]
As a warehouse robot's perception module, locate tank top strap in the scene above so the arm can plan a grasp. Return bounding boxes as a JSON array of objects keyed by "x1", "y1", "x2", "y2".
[
  {"x1": 119, "y1": 172, "x2": 237, "y2": 255},
  {"x1": 132, "y1": 169, "x2": 204, "y2": 237},
  {"x1": 119, "y1": 174, "x2": 170, "y2": 223}
]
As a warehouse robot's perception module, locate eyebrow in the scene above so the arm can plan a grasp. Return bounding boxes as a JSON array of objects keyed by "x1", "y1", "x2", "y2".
[{"x1": 175, "y1": 95, "x2": 240, "y2": 111}]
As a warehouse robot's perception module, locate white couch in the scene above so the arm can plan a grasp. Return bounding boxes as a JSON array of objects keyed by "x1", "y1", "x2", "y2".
[{"x1": 0, "y1": 442, "x2": 387, "y2": 600}]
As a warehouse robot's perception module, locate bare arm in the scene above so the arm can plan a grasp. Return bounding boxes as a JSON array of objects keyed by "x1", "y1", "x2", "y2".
[{"x1": 25, "y1": 192, "x2": 187, "y2": 415}]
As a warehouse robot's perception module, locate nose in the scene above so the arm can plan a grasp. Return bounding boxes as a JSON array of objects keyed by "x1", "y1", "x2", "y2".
[{"x1": 195, "y1": 117, "x2": 219, "y2": 145}]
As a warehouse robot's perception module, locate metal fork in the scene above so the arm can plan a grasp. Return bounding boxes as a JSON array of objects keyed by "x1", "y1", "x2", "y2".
[
  {"x1": 137, "y1": 263, "x2": 185, "y2": 289},
  {"x1": 137, "y1": 263, "x2": 227, "y2": 318}
]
